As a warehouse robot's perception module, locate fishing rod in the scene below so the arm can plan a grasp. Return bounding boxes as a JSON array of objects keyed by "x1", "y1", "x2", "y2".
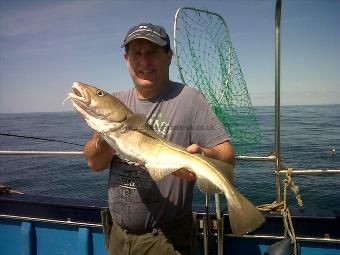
[{"x1": 0, "y1": 133, "x2": 83, "y2": 147}]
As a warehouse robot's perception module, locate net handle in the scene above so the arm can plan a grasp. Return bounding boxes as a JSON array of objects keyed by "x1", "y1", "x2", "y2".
[{"x1": 173, "y1": 7, "x2": 230, "y2": 86}]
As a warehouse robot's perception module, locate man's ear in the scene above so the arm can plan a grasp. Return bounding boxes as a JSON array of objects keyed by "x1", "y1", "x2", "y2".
[{"x1": 167, "y1": 49, "x2": 173, "y2": 65}]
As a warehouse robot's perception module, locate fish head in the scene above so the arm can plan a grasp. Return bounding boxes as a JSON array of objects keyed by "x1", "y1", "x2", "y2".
[{"x1": 69, "y1": 81, "x2": 133, "y2": 133}]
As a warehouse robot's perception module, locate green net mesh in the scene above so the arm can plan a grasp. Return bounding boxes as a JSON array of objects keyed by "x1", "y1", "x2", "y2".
[{"x1": 174, "y1": 7, "x2": 260, "y2": 154}]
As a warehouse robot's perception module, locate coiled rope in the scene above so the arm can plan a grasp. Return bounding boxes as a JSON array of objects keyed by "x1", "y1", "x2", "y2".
[{"x1": 257, "y1": 168, "x2": 303, "y2": 255}]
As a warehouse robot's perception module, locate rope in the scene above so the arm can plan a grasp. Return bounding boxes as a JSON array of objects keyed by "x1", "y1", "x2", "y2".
[
  {"x1": 285, "y1": 168, "x2": 303, "y2": 207},
  {"x1": 0, "y1": 133, "x2": 83, "y2": 147},
  {"x1": 257, "y1": 200, "x2": 283, "y2": 212},
  {"x1": 257, "y1": 168, "x2": 303, "y2": 255},
  {"x1": 282, "y1": 168, "x2": 302, "y2": 255}
]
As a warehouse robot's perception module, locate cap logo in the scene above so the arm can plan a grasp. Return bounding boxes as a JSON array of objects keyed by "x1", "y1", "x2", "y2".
[{"x1": 139, "y1": 25, "x2": 148, "y2": 29}]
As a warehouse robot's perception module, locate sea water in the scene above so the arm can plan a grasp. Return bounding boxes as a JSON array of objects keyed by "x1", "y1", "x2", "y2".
[{"x1": 0, "y1": 105, "x2": 339, "y2": 212}]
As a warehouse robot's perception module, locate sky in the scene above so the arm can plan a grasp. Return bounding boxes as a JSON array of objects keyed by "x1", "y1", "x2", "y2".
[{"x1": 0, "y1": 0, "x2": 339, "y2": 113}]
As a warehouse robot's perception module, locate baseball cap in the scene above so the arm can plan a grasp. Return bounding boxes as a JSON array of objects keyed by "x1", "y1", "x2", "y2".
[{"x1": 121, "y1": 23, "x2": 170, "y2": 48}]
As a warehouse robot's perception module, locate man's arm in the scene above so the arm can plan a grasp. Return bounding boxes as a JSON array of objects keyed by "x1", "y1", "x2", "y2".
[
  {"x1": 83, "y1": 132, "x2": 115, "y2": 171},
  {"x1": 173, "y1": 141, "x2": 235, "y2": 181}
]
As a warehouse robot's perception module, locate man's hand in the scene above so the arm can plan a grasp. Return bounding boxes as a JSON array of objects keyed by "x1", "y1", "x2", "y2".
[
  {"x1": 172, "y1": 144, "x2": 203, "y2": 181},
  {"x1": 172, "y1": 168, "x2": 196, "y2": 181},
  {"x1": 84, "y1": 132, "x2": 115, "y2": 171},
  {"x1": 172, "y1": 142, "x2": 235, "y2": 181}
]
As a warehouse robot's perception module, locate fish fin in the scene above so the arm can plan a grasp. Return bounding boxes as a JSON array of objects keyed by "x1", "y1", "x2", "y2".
[
  {"x1": 227, "y1": 191, "x2": 265, "y2": 236},
  {"x1": 124, "y1": 114, "x2": 148, "y2": 130},
  {"x1": 145, "y1": 162, "x2": 180, "y2": 181},
  {"x1": 138, "y1": 127, "x2": 161, "y2": 140},
  {"x1": 125, "y1": 114, "x2": 161, "y2": 139},
  {"x1": 197, "y1": 175, "x2": 222, "y2": 193}
]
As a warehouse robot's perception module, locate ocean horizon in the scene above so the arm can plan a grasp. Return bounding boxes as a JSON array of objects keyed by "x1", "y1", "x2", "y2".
[{"x1": 1, "y1": 103, "x2": 339, "y2": 115}]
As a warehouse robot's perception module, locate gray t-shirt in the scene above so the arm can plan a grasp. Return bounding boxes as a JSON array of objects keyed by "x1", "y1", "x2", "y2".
[{"x1": 108, "y1": 81, "x2": 229, "y2": 231}]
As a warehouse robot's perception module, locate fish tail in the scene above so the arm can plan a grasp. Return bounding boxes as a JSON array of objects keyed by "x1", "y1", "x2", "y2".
[{"x1": 227, "y1": 191, "x2": 265, "y2": 236}]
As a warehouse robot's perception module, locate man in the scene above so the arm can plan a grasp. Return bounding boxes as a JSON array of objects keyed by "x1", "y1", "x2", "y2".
[{"x1": 84, "y1": 23, "x2": 235, "y2": 255}]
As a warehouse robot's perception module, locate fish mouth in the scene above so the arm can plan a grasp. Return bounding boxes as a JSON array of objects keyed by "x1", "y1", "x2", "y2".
[
  {"x1": 69, "y1": 81, "x2": 91, "y2": 107},
  {"x1": 68, "y1": 81, "x2": 105, "y2": 120}
]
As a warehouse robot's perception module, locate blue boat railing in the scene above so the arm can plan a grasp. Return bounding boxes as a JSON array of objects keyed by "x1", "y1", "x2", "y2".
[{"x1": 1, "y1": 192, "x2": 339, "y2": 255}]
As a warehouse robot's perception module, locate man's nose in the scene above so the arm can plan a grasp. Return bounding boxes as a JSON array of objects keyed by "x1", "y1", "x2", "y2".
[{"x1": 138, "y1": 52, "x2": 153, "y2": 65}]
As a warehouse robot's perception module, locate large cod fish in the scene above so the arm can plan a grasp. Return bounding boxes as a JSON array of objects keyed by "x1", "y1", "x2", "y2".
[{"x1": 68, "y1": 81, "x2": 265, "y2": 236}]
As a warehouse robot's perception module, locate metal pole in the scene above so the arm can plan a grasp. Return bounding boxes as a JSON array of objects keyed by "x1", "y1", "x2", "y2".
[
  {"x1": 215, "y1": 193, "x2": 223, "y2": 255},
  {"x1": 203, "y1": 193, "x2": 210, "y2": 255},
  {"x1": 278, "y1": 169, "x2": 340, "y2": 175},
  {"x1": 236, "y1": 155, "x2": 276, "y2": 161},
  {"x1": 275, "y1": 0, "x2": 282, "y2": 203}
]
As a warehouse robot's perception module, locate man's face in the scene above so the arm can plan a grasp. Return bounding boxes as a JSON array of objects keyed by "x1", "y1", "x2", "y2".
[{"x1": 124, "y1": 39, "x2": 172, "y2": 91}]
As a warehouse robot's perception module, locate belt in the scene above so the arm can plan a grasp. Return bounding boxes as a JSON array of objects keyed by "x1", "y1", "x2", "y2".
[
  {"x1": 117, "y1": 213, "x2": 193, "y2": 236},
  {"x1": 121, "y1": 226, "x2": 160, "y2": 236}
]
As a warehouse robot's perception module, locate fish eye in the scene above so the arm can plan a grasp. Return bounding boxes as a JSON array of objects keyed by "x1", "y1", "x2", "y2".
[{"x1": 96, "y1": 90, "x2": 104, "y2": 96}]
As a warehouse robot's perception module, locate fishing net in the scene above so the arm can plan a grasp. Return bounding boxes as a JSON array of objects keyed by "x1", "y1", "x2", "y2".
[{"x1": 174, "y1": 7, "x2": 260, "y2": 154}]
